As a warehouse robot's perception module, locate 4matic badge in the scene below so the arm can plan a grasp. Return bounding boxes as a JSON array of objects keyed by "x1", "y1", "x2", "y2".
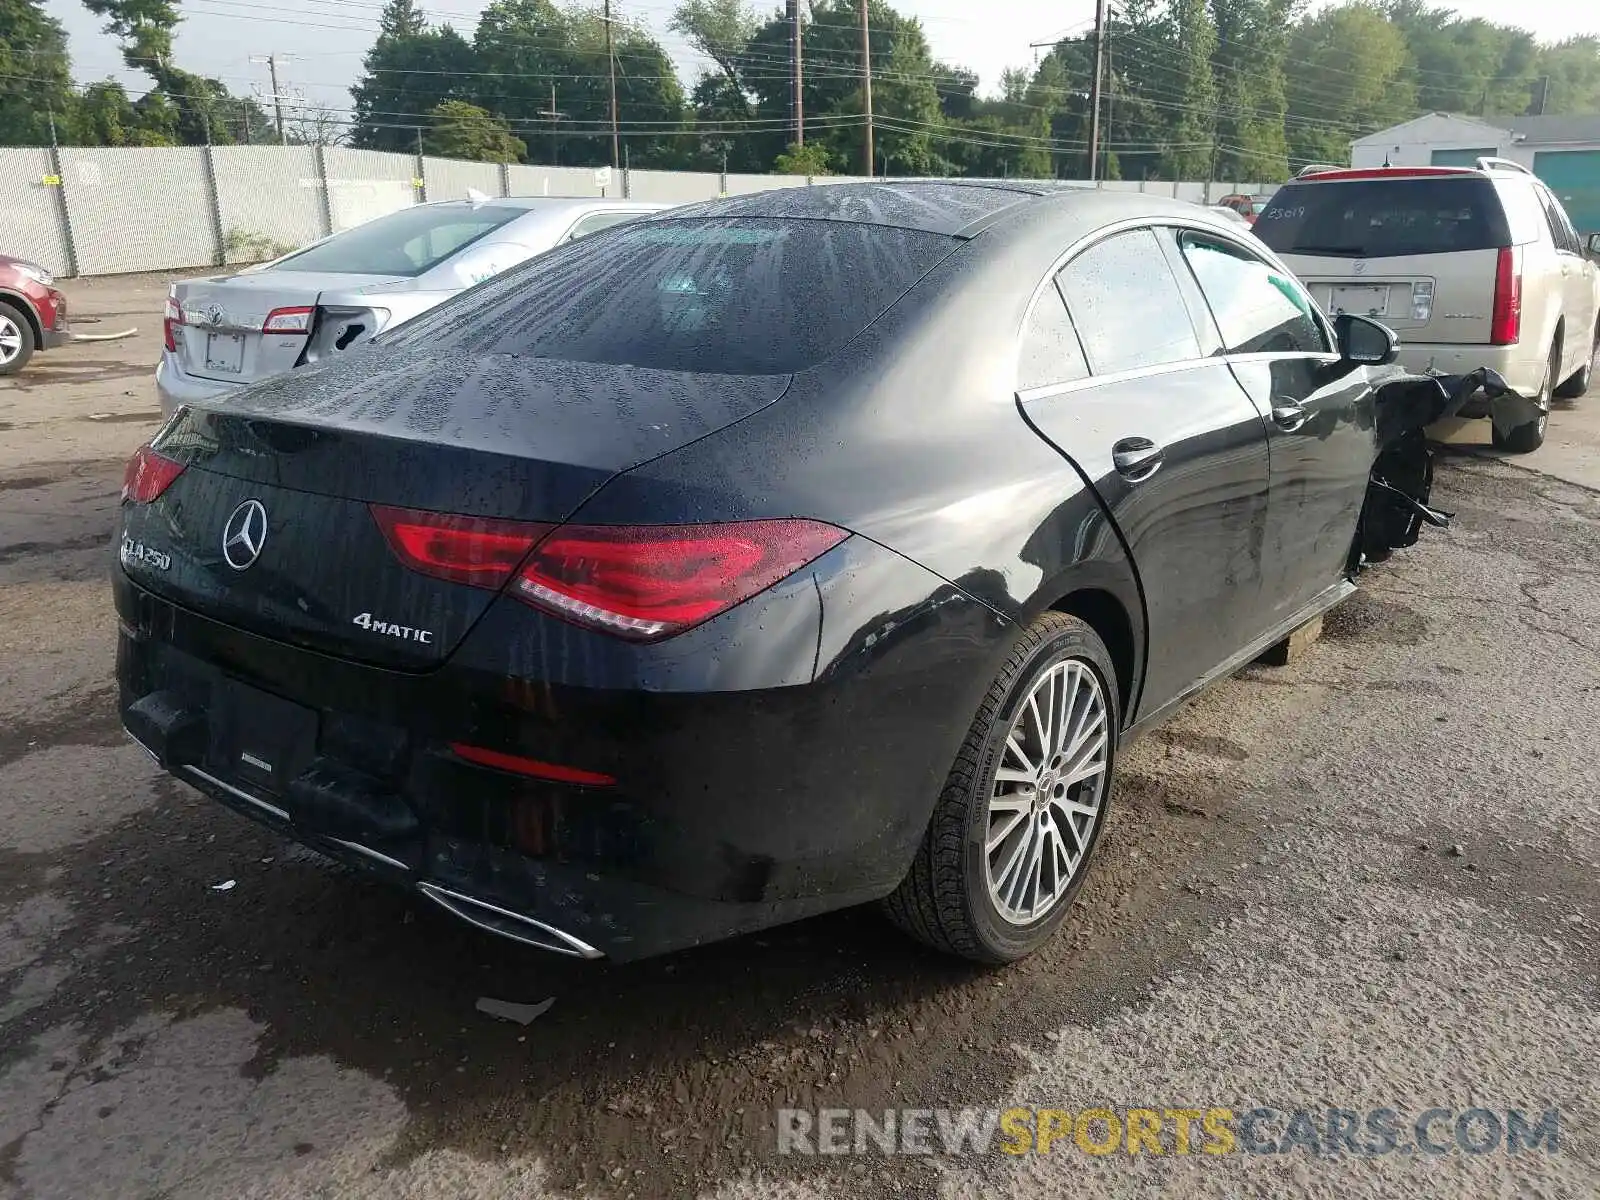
[{"x1": 352, "y1": 612, "x2": 434, "y2": 644}]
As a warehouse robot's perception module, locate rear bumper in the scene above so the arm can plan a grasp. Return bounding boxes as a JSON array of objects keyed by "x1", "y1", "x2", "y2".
[
  {"x1": 156, "y1": 354, "x2": 245, "y2": 418},
  {"x1": 112, "y1": 538, "x2": 1003, "y2": 960}
]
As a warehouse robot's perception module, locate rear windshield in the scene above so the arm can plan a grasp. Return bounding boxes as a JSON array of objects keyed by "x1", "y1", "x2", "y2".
[
  {"x1": 272, "y1": 204, "x2": 527, "y2": 277},
  {"x1": 382, "y1": 217, "x2": 956, "y2": 375},
  {"x1": 1254, "y1": 177, "x2": 1510, "y2": 258}
]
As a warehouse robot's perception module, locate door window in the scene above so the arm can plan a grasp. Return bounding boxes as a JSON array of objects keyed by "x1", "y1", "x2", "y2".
[
  {"x1": 1058, "y1": 228, "x2": 1202, "y2": 375},
  {"x1": 1017, "y1": 280, "x2": 1088, "y2": 391},
  {"x1": 1177, "y1": 234, "x2": 1331, "y2": 355}
]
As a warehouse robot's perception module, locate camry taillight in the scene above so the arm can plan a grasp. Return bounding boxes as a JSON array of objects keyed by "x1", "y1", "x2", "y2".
[
  {"x1": 510, "y1": 520, "x2": 847, "y2": 641},
  {"x1": 162, "y1": 297, "x2": 183, "y2": 352},
  {"x1": 263, "y1": 305, "x2": 314, "y2": 335},
  {"x1": 121, "y1": 445, "x2": 185, "y2": 503},
  {"x1": 369, "y1": 505, "x2": 550, "y2": 589},
  {"x1": 1491, "y1": 245, "x2": 1522, "y2": 345}
]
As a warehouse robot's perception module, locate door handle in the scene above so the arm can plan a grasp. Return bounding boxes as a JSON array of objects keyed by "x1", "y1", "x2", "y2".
[
  {"x1": 1112, "y1": 436, "x2": 1164, "y2": 481},
  {"x1": 1271, "y1": 400, "x2": 1308, "y2": 431}
]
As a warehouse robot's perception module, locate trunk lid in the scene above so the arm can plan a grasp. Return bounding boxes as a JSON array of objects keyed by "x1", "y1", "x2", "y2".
[
  {"x1": 122, "y1": 346, "x2": 791, "y2": 668},
  {"x1": 172, "y1": 271, "x2": 407, "y2": 385}
]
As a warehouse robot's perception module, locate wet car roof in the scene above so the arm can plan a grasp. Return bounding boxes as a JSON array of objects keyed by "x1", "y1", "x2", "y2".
[{"x1": 661, "y1": 181, "x2": 1087, "y2": 237}]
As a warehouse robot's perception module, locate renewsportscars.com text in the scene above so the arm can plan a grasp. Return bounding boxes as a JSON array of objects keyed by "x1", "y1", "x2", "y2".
[{"x1": 776, "y1": 1105, "x2": 1561, "y2": 1158}]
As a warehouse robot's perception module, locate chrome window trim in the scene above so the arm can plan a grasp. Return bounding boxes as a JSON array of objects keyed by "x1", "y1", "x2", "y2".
[{"x1": 1015, "y1": 212, "x2": 1342, "y2": 394}]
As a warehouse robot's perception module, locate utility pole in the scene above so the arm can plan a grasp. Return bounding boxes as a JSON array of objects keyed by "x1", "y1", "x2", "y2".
[
  {"x1": 538, "y1": 84, "x2": 566, "y2": 165},
  {"x1": 1536, "y1": 76, "x2": 1550, "y2": 115},
  {"x1": 1087, "y1": 0, "x2": 1107, "y2": 180},
  {"x1": 603, "y1": 0, "x2": 620, "y2": 169},
  {"x1": 250, "y1": 54, "x2": 290, "y2": 145},
  {"x1": 860, "y1": 0, "x2": 874, "y2": 176},
  {"x1": 788, "y1": 0, "x2": 804, "y2": 145}
]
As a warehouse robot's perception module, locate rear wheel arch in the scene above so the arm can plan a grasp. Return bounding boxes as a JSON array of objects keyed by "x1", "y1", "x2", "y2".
[{"x1": 1047, "y1": 588, "x2": 1136, "y2": 724}]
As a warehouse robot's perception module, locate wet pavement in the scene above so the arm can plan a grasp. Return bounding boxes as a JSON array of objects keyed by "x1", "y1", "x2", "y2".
[{"x1": 2, "y1": 276, "x2": 1598, "y2": 1199}]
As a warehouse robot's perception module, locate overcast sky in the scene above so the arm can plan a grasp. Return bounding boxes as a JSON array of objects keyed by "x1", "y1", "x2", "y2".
[{"x1": 42, "y1": 0, "x2": 1600, "y2": 121}]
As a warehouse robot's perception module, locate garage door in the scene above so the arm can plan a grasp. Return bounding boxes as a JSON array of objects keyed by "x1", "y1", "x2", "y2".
[
  {"x1": 1534, "y1": 149, "x2": 1600, "y2": 234},
  {"x1": 1430, "y1": 147, "x2": 1497, "y2": 167}
]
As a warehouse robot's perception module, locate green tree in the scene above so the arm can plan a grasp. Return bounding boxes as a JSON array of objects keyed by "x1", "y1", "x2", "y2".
[
  {"x1": 352, "y1": 0, "x2": 477, "y2": 152},
  {"x1": 1, "y1": 0, "x2": 74, "y2": 145},
  {"x1": 423, "y1": 100, "x2": 526, "y2": 161},
  {"x1": 1163, "y1": 0, "x2": 1219, "y2": 178},
  {"x1": 1209, "y1": 0, "x2": 1293, "y2": 181},
  {"x1": 773, "y1": 140, "x2": 832, "y2": 174},
  {"x1": 1534, "y1": 38, "x2": 1600, "y2": 115},
  {"x1": 1286, "y1": 2, "x2": 1414, "y2": 167}
]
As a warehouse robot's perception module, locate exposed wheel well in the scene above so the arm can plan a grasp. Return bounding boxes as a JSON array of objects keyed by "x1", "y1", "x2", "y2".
[
  {"x1": 1049, "y1": 589, "x2": 1135, "y2": 718},
  {"x1": 0, "y1": 293, "x2": 42, "y2": 345}
]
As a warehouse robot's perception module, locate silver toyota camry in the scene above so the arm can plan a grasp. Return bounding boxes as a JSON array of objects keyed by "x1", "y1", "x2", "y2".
[{"x1": 156, "y1": 196, "x2": 669, "y2": 416}]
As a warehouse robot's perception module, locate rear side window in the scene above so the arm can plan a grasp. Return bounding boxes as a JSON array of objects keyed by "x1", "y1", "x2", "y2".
[
  {"x1": 1254, "y1": 178, "x2": 1511, "y2": 258},
  {"x1": 274, "y1": 204, "x2": 528, "y2": 276},
  {"x1": 1178, "y1": 234, "x2": 1330, "y2": 355},
  {"x1": 1536, "y1": 188, "x2": 1582, "y2": 254},
  {"x1": 1017, "y1": 280, "x2": 1088, "y2": 391},
  {"x1": 385, "y1": 217, "x2": 955, "y2": 375},
  {"x1": 1059, "y1": 229, "x2": 1201, "y2": 375}
]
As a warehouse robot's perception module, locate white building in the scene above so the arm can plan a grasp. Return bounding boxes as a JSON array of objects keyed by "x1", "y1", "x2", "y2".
[{"x1": 1350, "y1": 112, "x2": 1600, "y2": 232}]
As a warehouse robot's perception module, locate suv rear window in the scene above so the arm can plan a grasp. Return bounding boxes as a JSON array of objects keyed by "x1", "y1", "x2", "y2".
[
  {"x1": 388, "y1": 217, "x2": 955, "y2": 375},
  {"x1": 1254, "y1": 177, "x2": 1511, "y2": 258}
]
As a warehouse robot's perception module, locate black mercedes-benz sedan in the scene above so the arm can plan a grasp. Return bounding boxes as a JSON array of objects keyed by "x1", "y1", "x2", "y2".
[{"x1": 115, "y1": 181, "x2": 1404, "y2": 964}]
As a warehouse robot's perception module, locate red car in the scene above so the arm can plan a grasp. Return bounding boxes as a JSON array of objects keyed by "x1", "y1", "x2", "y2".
[
  {"x1": 0, "y1": 254, "x2": 70, "y2": 375},
  {"x1": 1216, "y1": 193, "x2": 1267, "y2": 225}
]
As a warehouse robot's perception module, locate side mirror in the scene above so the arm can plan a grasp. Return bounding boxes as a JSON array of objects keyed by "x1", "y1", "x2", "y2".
[
  {"x1": 1334, "y1": 312, "x2": 1400, "y2": 366},
  {"x1": 1588, "y1": 232, "x2": 1600, "y2": 258}
]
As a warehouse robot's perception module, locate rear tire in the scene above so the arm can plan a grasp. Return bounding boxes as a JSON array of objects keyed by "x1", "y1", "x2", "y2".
[
  {"x1": 1492, "y1": 341, "x2": 1557, "y2": 454},
  {"x1": 1553, "y1": 315, "x2": 1599, "y2": 400},
  {"x1": 883, "y1": 613, "x2": 1119, "y2": 964},
  {"x1": 0, "y1": 301, "x2": 35, "y2": 376}
]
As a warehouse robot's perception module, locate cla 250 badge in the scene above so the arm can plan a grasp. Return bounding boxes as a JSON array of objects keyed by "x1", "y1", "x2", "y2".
[
  {"x1": 120, "y1": 536, "x2": 171, "y2": 572},
  {"x1": 352, "y1": 612, "x2": 434, "y2": 644}
]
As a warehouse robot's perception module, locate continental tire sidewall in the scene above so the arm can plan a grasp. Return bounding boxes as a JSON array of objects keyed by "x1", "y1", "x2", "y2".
[{"x1": 960, "y1": 620, "x2": 1120, "y2": 961}]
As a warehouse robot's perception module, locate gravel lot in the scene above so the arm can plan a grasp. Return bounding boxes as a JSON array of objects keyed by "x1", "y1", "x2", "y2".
[{"x1": 2, "y1": 275, "x2": 1598, "y2": 1200}]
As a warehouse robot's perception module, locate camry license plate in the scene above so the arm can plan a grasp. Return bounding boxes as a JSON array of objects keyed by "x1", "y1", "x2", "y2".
[
  {"x1": 204, "y1": 332, "x2": 245, "y2": 374},
  {"x1": 1328, "y1": 286, "x2": 1389, "y2": 317}
]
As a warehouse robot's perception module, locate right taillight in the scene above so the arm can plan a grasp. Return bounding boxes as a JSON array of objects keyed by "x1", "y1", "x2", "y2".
[
  {"x1": 1491, "y1": 245, "x2": 1522, "y2": 345},
  {"x1": 162, "y1": 296, "x2": 183, "y2": 352},
  {"x1": 509, "y1": 520, "x2": 848, "y2": 641},
  {"x1": 121, "y1": 445, "x2": 185, "y2": 503}
]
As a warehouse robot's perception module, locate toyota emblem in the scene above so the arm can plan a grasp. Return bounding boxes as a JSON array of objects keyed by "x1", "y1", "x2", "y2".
[
  {"x1": 222, "y1": 499, "x2": 268, "y2": 571},
  {"x1": 200, "y1": 303, "x2": 226, "y2": 327}
]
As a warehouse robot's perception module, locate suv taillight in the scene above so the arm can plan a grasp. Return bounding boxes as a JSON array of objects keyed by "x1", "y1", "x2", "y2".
[
  {"x1": 1491, "y1": 246, "x2": 1522, "y2": 345},
  {"x1": 162, "y1": 297, "x2": 183, "y2": 352}
]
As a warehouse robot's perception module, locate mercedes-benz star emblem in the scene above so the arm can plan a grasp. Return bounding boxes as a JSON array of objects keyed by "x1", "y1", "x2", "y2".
[{"x1": 222, "y1": 499, "x2": 268, "y2": 571}]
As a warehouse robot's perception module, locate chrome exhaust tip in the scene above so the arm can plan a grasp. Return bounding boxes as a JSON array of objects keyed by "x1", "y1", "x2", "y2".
[{"x1": 416, "y1": 882, "x2": 604, "y2": 959}]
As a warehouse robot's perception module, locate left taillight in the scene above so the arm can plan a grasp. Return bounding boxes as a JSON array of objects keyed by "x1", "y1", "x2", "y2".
[
  {"x1": 263, "y1": 305, "x2": 314, "y2": 335},
  {"x1": 162, "y1": 297, "x2": 183, "y2": 352},
  {"x1": 121, "y1": 445, "x2": 185, "y2": 504},
  {"x1": 510, "y1": 520, "x2": 848, "y2": 641},
  {"x1": 369, "y1": 505, "x2": 551, "y2": 589}
]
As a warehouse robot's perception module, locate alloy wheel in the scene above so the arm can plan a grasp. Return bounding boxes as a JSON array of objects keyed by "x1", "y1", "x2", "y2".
[
  {"x1": 984, "y1": 658, "x2": 1110, "y2": 925},
  {"x1": 0, "y1": 316, "x2": 21, "y2": 365}
]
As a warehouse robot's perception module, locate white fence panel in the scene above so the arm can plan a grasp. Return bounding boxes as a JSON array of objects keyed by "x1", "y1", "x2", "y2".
[
  {"x1": 1174, "y1": 181, "x2": 1208, "y2": 203},
  {"x1": 0, "y1": 148, "x2": 71, "y2": 276},
  {"x1": 212, "y1": 145, "x2": 324, "y2": 263},
  {"x1": 724, "y1": 174, "x2": 805, "y2": 195},
  {"x1": 628, "y1": 170, "x2": 721, "y2": 203},
  {"x1": 424, "y1": 157, "x2": 504, "y2": 201},
  {"x1": 323, "y1": 148, "x2": 417, "y2": 232},
  {"x1": 505, "y1": 164, "x2": 607, "y2": 197},
  {"x1": 60, "y1": 147, "x2": 215, "y2": 274}
]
